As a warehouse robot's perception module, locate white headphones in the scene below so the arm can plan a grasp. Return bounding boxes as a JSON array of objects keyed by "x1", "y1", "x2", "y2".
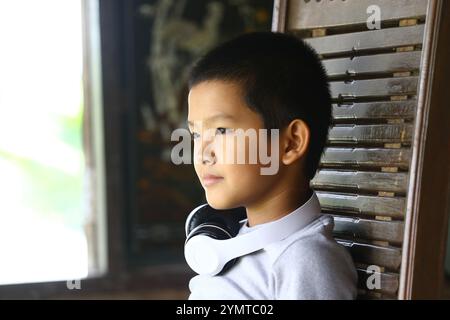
[{"x1": 184, "y1": 191, "x2": 321, "y2": 276}]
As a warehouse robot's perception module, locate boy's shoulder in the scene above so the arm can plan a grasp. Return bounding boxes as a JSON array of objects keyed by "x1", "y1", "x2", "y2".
[
  {"x1": 264, "y1": 214, "x2": 358, "y2": 299},
  {"x1": 263, "y1": 214, "x2": 353, "y2": 269}
]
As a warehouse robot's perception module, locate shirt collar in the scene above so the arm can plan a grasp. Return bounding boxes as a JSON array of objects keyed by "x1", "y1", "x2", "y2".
[{"x1": 239, "y1": 190, "x2": 321, "y2": 234}]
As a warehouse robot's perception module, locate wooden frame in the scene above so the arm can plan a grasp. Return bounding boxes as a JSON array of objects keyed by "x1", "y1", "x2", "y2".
[
  {"x1": 272, "y1": 0, "x2": 288, "y2": 32},
  {"x1": 400, "y1": 0, "x2": 450, "y2": 299}
]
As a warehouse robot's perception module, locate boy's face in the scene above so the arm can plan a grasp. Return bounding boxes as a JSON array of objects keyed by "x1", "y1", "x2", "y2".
[{"x1": 187, "y1": 80, "x2": 282, "y2": 210}]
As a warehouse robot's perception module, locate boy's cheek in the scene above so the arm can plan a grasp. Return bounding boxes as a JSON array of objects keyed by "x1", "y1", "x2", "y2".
[{"x1": 216, "y1": 136, "x2": 262, "y2": 165}]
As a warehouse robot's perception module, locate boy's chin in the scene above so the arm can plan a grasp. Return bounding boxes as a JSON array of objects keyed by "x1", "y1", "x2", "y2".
[
  {"x1": 207, "y1": 201, "x2": 230, "y2": 210},
  {"x1": 206, "y1": 196, "x2": 238, "y2": 211}
]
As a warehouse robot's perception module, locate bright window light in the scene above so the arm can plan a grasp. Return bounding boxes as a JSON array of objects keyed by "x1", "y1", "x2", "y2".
[{"x1": 0, "y1": 0, "x2": 88, "y2": 284}]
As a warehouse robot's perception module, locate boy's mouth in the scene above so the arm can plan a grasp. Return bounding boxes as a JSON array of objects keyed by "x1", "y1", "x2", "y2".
[{"x1": 202, "y1": 174, "x2": 224, "y2": 187}]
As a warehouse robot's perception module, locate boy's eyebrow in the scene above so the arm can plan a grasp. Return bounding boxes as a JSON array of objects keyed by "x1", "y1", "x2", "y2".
[{"x1": 187, "y1": 113, "x2": 235, "y2": 128}]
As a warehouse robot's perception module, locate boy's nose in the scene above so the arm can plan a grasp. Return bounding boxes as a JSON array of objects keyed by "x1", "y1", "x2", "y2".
[{"x1": 195, "y1": 138, "x2": 216, "y2": 165}]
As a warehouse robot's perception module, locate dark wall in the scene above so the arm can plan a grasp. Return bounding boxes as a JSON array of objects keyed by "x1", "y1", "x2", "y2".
[{"x1": 105, "y1": 0, "x2": 274, "y2": 267}]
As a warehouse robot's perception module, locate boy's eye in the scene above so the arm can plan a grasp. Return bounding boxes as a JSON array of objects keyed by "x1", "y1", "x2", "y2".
[
  {"x1": 190, "y1": 128, "x2": 231, "y2": 140},
  {"x1": 215, "y1": 127, "x2": 231, "y2": 135}
]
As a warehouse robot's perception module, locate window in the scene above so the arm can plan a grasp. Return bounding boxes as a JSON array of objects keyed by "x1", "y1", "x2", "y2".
[{"x1": 0, "y1": 0, "x2": 98, "y2": 285}]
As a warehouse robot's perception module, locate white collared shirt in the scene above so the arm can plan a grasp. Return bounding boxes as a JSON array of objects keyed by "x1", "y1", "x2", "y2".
[{"x1": 188, "y1": 192, "x2": 358, "y2": 300}]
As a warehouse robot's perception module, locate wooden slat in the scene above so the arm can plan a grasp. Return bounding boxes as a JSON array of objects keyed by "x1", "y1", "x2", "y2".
[
  {"x1": 316, "y1": 191, "x2": 406, "y2": 219},
  {"x1": 323, "y1": 51, "x2": 422, "y2": 77},
  {"x1": 332, "y1": 100, "x2": 416, "y2": 121},
  {"x1": 331, "y1": 215, "x2": 404, "y2": 244},
  {"x1": 357, "y1": 268, "x2": 399, "y2": 295},
  {"x1": 302, "y1": 25, "x2": 425, "y2": 56},
  {"x1": 288, "y1": 0, "x2": 428, "y2": 30},
  {"x1": 328, "y1": 124, "x2": 413, "y2": 145},
  {"x1": 321, "y1": 147, "x2": 411, "y2": 170},
  {"x1": 337, "y1": 239, "x2": 402, "y2": 271},
  {"x1": 311, "y1": 170, "x2": 408, "y2": 193},
  {"x1": 330, "y1": 77, "x2": 419, "y2": 98}
]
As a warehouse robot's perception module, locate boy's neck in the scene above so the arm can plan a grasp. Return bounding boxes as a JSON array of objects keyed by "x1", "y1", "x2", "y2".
[{"x1": 245, "y1": 184, "x2": 313, "y2": 228}]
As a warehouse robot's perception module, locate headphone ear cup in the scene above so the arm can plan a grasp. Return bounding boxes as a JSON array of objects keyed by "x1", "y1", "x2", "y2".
[
  {"x1": 185, "y1": 205, "x2": 247, "y2": 275},
  {"x1": 185, "y1": 222, "x2": 238, "y2": 275},
  {"x1": 186, "y1": 205, "x2": 211, "y2": 237},
  {"x1": 186, "y1": 205, "x2": 247, "y2": 238},
  {"x1": 187, "y1": 223, "x2": 232, "y2": 241}
]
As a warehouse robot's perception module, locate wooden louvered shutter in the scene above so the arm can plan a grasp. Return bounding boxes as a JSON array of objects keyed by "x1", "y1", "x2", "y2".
[{"x1": 272, "y1": 0, "x2": 450, "y2": 299}]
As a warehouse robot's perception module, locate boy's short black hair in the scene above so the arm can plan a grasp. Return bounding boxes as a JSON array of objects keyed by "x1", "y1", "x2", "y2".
[{"x1": 188, "y1": 31, "x2": 331, "y2": 180}]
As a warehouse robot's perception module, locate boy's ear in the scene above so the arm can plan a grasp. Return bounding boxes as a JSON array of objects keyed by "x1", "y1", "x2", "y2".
[{"x1": 281, "y1": 119, "x2": 310, "y2": 165}]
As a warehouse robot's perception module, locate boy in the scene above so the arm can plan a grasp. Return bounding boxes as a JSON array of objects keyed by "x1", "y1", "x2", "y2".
[{"x1": 185, "y1": 32, "x2": 357, "y2": 299}]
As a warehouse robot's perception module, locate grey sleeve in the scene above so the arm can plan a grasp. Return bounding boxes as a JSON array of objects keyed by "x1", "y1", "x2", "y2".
[{"x1": 272, "y1": 235, "x2": 358, "y2": 300}]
